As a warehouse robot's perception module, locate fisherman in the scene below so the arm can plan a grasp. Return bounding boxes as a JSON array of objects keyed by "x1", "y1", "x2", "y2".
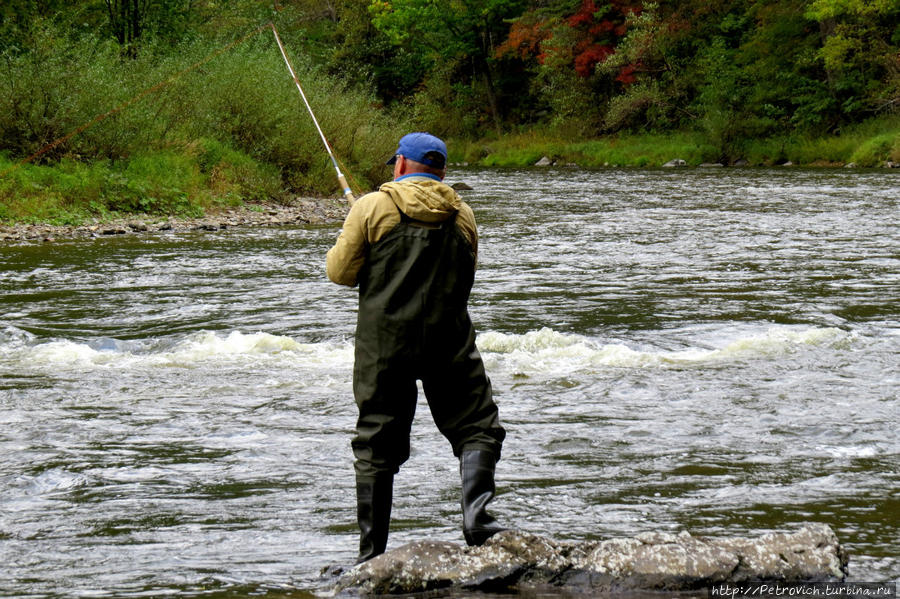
[{"x1": 326, "y1": 132, "x2": 507, "y2": 563}]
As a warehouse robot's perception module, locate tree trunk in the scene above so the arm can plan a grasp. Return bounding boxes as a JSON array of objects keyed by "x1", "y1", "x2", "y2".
[
  {"x1": 104, "y1": 0, "x2": 143, "y2": 57},
  {"x1": 477, "y1": 29, "x2": 502, "y2": 134},
  {"x1": 480, "y1": 58, "x2": 502, "y2": 134}
]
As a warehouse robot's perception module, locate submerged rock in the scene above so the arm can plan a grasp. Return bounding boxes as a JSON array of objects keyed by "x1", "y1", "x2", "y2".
[{"x1": 334, "y1": 524, "x2": 847, "y2": 595}]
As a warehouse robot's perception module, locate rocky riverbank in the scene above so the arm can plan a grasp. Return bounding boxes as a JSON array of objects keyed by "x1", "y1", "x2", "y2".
[{"x1": 0, "y1": 198, "x2": 350, "y2": 243}]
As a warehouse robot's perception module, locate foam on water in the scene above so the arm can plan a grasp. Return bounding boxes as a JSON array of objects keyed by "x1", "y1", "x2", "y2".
[
  {"x1": 3, "y1": 329, "x2": 354, "y2": 371},
  {"x1": 3, "y1": 325, "x2": 849, "y2": 377},
  {"x1": 478, "y1": 325, "x2": 848, "y2": 375}
]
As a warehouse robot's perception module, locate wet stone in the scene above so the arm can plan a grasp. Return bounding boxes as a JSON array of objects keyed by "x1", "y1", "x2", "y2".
[{"x1": 334, "y1": 524, "x2": 848, "y2": 595}]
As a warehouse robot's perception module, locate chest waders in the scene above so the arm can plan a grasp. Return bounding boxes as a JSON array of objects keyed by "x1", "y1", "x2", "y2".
[{"x1": 351, "y1": 209, "x2": 506, "y2": 562}]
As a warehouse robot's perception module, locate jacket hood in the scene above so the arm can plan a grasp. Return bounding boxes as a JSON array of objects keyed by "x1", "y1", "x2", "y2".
[{"x1": 379, "y1": 177, "x2": 460, "y2": 223}]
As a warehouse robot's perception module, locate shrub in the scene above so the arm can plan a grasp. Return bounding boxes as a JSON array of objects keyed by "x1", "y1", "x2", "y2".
[
  {"x1": 0, "y1": 23, "x2": 409, "y2": 201},
  {"x1": 849, "y1": 132, "x2": 898, "y2": 166}
]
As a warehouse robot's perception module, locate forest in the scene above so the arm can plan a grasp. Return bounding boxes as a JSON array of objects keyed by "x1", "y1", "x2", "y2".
[{"x1": 1, "y1": 0, "x2": 898, "y2": 222}]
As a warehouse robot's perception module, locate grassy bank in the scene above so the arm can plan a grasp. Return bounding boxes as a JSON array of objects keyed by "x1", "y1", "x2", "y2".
[
  {"x1": 0, "y1": 140, "x2": 285, "y2": 225},
  {"x1": 0, "y1": 28, "x2": 406, "y2": 225},
  {"x1": 4, "y1": 115, "x2": 898, "y2": 226},
  {"x1": 2, "y1": 49, "x2": 897, "y2": 228},
  {"x1": 452, "y1": 115, "x2": 900, "y2": 168}
]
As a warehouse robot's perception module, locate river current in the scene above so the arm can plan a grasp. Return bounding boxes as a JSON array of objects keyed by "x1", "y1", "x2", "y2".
[{"x1": 1, "y1": 167, "x2": 897, "y2": 597}]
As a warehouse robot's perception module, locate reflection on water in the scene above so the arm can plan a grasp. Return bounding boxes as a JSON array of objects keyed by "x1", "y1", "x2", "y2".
[{"x1": 1, "y1": 167, "x2": 897, "y2": 597}]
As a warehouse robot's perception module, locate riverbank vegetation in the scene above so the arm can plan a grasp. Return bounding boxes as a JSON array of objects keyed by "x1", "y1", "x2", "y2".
[
  {"x1": 458, "y1": 113, "x2": 900, "y2": 168},
  {"x1": 1, "y1": 0, "x2": 898, "y2": 223}
]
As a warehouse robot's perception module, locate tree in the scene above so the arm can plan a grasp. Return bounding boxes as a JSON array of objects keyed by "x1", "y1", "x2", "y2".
[
  {"x1": 102, "y1": 0, "x2": 202, "y2": 56},
  {"x1": 368, "y1": 0, "x2": 529, "y2": 133},
  {"x1": 495, "y1": 1, "x2": 644, "y2": 130},
  {"x1": 806, "y1": 0, "x2": 900, "y2": 117}
]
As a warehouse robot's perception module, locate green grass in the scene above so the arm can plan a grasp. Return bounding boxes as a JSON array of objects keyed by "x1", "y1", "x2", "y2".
[
  {"x1": 454, "y1": 130, "x2": 720, "y2": 168},
  {"x1": 0, "y1": 141, "x2": 284, "y2": 225},
  {"x1": 0, "y1": 27, "x2": 409, "y2": 225},
  {"x1": 738, "y1": 116, "x2": 900, "y2": 166},
  {"x1": 451, "y1": 114, "x2": 900, "y2": 168}
]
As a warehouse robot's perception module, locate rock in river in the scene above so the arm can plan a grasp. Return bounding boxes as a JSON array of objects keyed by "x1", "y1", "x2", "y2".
[
  {"x1": 334, "y1": 524, "x2": 847, "y2": 595},
  {"x1": 663, "y1": 158, "x2": 687, "y2": 167}
]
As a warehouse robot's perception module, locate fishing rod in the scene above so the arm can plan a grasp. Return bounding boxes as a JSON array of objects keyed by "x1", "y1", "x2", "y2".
[
  {"x1": 269, "y1": 23, "x2": 356, "y2": 206},
  {"x1": 3, "y1": 20, "x2": 358, "y2": 206}
]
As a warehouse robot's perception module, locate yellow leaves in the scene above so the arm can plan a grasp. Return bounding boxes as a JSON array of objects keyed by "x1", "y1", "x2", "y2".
[
  {"x1": 806, "y1": 0, "x2": 898, "y2": 22},
  {"x1": 819, "y1": 31, "x2": 861, "y2": 72}
]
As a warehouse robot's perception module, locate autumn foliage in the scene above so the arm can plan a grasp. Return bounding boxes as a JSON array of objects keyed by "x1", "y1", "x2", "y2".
[{"x1": 497, "y1": 0, "x2": 641, "y2": 83}]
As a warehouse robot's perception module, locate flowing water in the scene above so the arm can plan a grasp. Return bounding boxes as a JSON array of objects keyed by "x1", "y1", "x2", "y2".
[{"x1": 1, "y1": 167, "x2": 897, "y2": 598}]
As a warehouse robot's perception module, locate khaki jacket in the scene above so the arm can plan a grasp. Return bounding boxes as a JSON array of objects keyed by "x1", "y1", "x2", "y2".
[{"x1": 326, "y1": 176, "x2": 478, "y2": 287}]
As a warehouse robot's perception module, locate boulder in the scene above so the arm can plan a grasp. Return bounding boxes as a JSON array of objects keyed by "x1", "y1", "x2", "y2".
[
  {"x1": 663, "y1": 159, "x2": 687, "y2": 167},
  {"x1": 334, "y1": 524, "x2": 847, "y2": 595},
  {"x1": 534, "y1": 156, "x2": 553, "y2": 166}
]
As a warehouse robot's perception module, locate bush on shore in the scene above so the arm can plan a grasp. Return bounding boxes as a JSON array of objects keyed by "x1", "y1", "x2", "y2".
[{"x1": 0, "y1": 25, "x2": 406, "y2": 224}]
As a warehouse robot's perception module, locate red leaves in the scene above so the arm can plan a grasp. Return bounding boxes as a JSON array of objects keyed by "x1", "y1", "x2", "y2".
[
  {"x1": 615, "y1": 63, "x2": 638, "y2": 84},
  {"x1": 568, "y1": 0, "x2": 600, "y2": 27},
  {"x1": 567, "y1": 0, "x2": 642, "y2": 78},
  {"x1": 497, "y1": 0, "x2": 643, "y2": 80},
  {"x1": 496, "y1": 20, "x2": 551, "y2": 61},
  {"x1": 574, "y1": 44, "x2": 614, "y2": 76}
]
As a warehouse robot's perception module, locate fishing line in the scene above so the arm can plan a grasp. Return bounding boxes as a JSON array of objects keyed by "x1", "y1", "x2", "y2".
[{"x1": 1, "y1": 21, "x2": 358, "y2": 204}]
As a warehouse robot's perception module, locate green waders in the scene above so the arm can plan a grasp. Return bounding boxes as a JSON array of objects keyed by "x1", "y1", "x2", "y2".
[{"x1": 351, "y1": 210, "x2": 506, "y2": 561}]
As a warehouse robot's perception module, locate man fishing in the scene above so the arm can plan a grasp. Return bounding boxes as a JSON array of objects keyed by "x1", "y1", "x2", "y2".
[{"x1": 326, "y1": 132, "x2": 507, "y2": 563}]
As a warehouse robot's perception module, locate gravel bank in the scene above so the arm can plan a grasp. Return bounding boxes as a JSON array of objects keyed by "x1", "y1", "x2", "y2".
[{"x1": 0, "y1": 198, "x2": 350, "y2": 243}]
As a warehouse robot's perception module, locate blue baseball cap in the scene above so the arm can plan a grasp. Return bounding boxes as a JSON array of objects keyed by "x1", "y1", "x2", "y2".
[{"x1": 386, "y1": 132, "x2": 447, "y2": 168}]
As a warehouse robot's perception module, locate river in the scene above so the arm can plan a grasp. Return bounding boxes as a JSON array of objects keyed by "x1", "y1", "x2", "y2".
[{"x1": 1, "y1": 167, "x2": 897, "y2": 597}]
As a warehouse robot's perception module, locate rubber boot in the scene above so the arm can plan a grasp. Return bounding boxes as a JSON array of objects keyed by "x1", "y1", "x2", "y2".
[
  {"x1": 460, "y1": 450, "x2": 505, "y2": 546},
  {"x1": 356, "y1": 475, "x2": 393, "y2": 563}
]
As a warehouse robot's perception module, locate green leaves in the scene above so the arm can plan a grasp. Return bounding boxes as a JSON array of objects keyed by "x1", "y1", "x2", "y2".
[{"x1": 806, "y1": 0, "x2": 898, "y2": 20}]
